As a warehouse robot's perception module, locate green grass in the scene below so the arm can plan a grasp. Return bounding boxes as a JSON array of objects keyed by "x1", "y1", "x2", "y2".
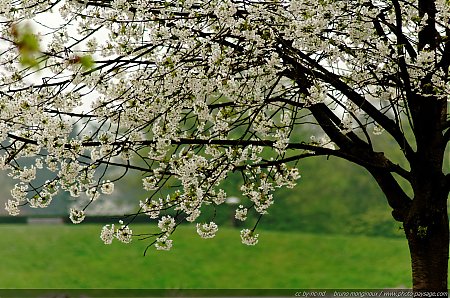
[{"x1": 0, "y1": 224, "x2": 411, "y2": 289}]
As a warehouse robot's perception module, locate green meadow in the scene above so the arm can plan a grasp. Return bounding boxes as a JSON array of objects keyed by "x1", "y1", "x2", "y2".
[{"x1": 0, "y1": 224, "x2": 411, "y2": 289}]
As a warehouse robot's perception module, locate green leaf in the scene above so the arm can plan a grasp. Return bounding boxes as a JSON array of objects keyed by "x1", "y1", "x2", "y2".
[
  {"x1": 19, "y1": 32, "x2": 40, "y2": 53},
  {"x1": 12, "y1": 23, "x2": 41, "y2": 69},
  {"x1": 19, "y1": 55, "x2": 39, "y2": 69},
  {"x1": 79, "y1": 55, "x2": 95, "y2": 71}
]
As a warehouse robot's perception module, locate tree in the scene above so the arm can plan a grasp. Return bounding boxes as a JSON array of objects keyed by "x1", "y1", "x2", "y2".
[{"x1": 0, "y1": 0, "x2": 449, "y2": 291}]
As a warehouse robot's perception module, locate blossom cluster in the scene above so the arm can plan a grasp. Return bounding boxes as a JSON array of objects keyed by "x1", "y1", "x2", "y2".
[
  {"x1": 196, "y1": 222, "x2": 219, "y2": 239},
  {"x1": 100, "y1": 222, "x2": 133, "y2": 244}
]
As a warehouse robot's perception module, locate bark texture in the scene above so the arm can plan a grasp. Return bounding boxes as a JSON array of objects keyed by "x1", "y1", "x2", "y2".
[{"x1": 404, "y1": 203, "x2": 449, "y2": 291}]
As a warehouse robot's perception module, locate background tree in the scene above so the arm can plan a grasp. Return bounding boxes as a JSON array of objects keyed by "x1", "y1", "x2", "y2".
[{"x1": 0, "y1": 0, "x2": 449, "y2": 291}]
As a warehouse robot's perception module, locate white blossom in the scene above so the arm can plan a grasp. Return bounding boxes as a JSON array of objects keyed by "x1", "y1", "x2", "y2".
[
  {"x1": 69, "y1": 208, "x2": 85, "y2": 224},
  {"x1": 139, "y1": 198, "x2": 161, "y2": 219},
  {"x1": 11, "y1": 184, "x2": 28, "y2": 201},
  {"x1": 69, "y1": 185, "x2": 81, "y2": 198},
  {"x1": 240, "y1": 229, "x2": 259, "y2": 246},
  {"x1": 29, "y1": 194, "x2": 53, "y2": 208},
  {"x1": 116, "y1": 225, "x2": 133, "y2": 243},
  {"x1": 155, "y1": 235, "x2": 173, "y2": 251},
  {"x1": 213, "y1": 189, "x2": 227, "y2": 205},
  {"x1": 100, "y1": 224, "x2": 115, "y2": 244},
  {"x1": 101, "y1": 180, "x2": 114, "y2": 195},
  {"x1": 86, "y1": 188, "x2": 100, "y2": 201},
  {"x1": 235, "y1": 205, "x2": 248, "y2": 221},
  {"x1": 196, "y1": 222, "x2": 218, "y2": 239},
  {"x1": 5, "y1": 199, "x2": 20, "y2": 216},
  {"x1": 142, "y1": 176, "x2": 158, "y2": 191},
  {"x1": 16, "y1": 166, "x2": 36, "y2": 183},
  {"x1": 373, "y1": 124, "x2": 385, "y2": 136},
  {"x1": 185, "y1": 209, "x2": 201, "y2": 222},
  {"x1": 158, "y1": 216, "x2": 176, "y2": 233}
]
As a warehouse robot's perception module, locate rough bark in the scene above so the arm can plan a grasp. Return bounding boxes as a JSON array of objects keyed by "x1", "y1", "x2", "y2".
[
  {"x1": 404, "y1": 107, "x2": 449, "y2": 292},
  {"x1": 370, "y1": 87, "x2": 449, "y2": 290},
  {"x1": 404, "y1": 198, "x2": 449, "y2": 291}
]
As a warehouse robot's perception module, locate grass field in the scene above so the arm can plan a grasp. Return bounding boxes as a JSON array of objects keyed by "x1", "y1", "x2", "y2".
[{"x1": 0, "y1": 224, "x2": 411, "y2": 289}]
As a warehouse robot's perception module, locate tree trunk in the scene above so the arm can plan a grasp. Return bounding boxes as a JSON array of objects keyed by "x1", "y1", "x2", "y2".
[
  {"x1": 404, "y1": 83, "x2": 448, "y2": 290},
  {"x1": 404, "y1": 195, "x2": 449, "y2": 291},
  {"x1": 368, "y1": 166, "x2": 449, "y2": 291}
]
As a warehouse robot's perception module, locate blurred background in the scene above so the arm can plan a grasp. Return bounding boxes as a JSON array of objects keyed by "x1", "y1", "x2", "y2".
[{"x1": 0, "y1": 131, "x2": 415, "y2": 289}]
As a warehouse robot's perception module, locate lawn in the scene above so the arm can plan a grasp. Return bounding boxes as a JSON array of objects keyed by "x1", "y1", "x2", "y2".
[{"x1": 0, "y1": 224, "x2": 411, "y2": 289}]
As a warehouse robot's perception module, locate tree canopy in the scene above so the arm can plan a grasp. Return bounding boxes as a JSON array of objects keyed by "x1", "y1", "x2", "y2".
[{"x1": 1, "y1": 0, "x2": 450, "y2": 289}]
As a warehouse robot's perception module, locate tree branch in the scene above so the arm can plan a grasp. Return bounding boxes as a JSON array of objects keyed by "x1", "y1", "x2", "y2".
[
  {"x1": 286, "y1": 45, "x2": 415, "y2": 162},
  {"x1": 367, "y1": 167, "x2": 412, "y2": 222}
]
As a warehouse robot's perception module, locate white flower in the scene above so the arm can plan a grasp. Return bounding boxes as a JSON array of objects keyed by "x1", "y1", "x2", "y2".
[
  {"x1": 0, "y1": 155, "x2": 10, "y2": 170},
  {"x1": 158, "y1": 215, "x2": 176, "y2": 232},
  {"x1": 5, "y1": 199, "x2": 20, "y2": 216},
  {"x1": 0, "y1": 0, "x2": 11, "y2": 14},
  {"x1": 235, "y1": 205, "x2": 248, "y2": 221},
  {"x1": 69, "y1": 208, "x2": 85, "y2": 224},
  {"x1": 213, "y1": 189, "x2": 227, "y2": 205},
  {"x1": 139, "y1": 198, "x2": 161, "y2": 218},
  {"x1": 90, "y1": 149, "x2": 100, "y2": 161},
  {"x1": 185, "y1": 209, "x2": 201, "y2": 222},
  {"x1": 86, "y1": 187, "x2": 100, "y2": 201},
  {"x1": 11, "y1": 184, "x2": 28, "y2": 201},
  {"x1": 69, "y1": 185, "x2": 81, "y2": 197},
  {"x1": 155, "y1": 235, "x2": 173, "y2": 251},
  {"x1": 373, "y1": 124, "x2": 384, "y2": 135},
  {"x1": 116, "y1": 225, "x2": 133, "y2": 243},
  {"x1": 99, "y1": 144, "x2": 114, "y2": 157},
  {"x1": 43, "y1": 155, "x2": 58, "y2": 172},
  {"x1": 274, "y1": 165, "x2": 301, "y2": 189},
  {"x1": 240, "y1": 229, "x2": 259, "y2": 245},
  {"x1": 196, "y1": 222, "x2": 218, "y2": 239},
  {"x1": 142, "y1": 176, "x2": 158, "y2": 190},
  {"x1": 35, "y1": 158, "x2": 43, "y2": 169},
  {"x1": 16, "y1": 166, "x2": 36, "y2": 183},
  {"x1": 29, "y1": 195, "x2": 53, "y2": 208},
  {"x1": 307, "y1": 84, "x2": 327, "y2": 105},
  {"x1": 101, "y1": 180, "x2": 114, "y2": 195},
  {"x1": 100, "y1": 224, "x2": 115, "y2": 244}
]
